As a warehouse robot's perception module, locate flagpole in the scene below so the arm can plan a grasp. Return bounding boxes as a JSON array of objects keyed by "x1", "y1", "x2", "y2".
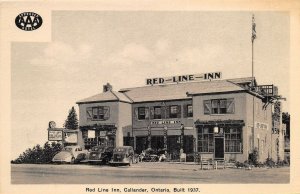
[{"x1": 251, "y1": 14, "x2": 256, "y2": 153}]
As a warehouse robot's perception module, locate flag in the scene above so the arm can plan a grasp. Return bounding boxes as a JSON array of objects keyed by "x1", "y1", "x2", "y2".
[{"x1": 252, "y1": 14, "x2": 256, "y2": 42}]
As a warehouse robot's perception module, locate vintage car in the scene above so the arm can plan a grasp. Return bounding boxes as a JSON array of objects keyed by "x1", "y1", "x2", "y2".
[
  {"x1": 52, "y1": 145, "x2": 87, "y2": 164},
  {"x1": 141, "y1": 148, "x2": 159, "y2": 162},
  {"x1": 110, "y1": 146, "x2": 137, "y2": 166},
  {"x1": 87, "y1": 146, "x2": 114, "y2": 164}
]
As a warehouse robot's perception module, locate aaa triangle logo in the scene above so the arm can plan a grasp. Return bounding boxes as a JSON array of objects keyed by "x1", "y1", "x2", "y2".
[{"x1": 15, "y1": 12, "x2": 43, "y2": 31}]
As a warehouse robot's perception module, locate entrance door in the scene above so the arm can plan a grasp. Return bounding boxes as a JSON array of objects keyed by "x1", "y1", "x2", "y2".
[{"x1": 214, "y1": 137, "x2": 225, "y2": 160}]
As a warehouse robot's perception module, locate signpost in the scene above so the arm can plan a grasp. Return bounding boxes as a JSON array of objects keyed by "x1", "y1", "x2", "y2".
[{"x1": 48, "y1": 130, "x2": 63, "y2": 141}]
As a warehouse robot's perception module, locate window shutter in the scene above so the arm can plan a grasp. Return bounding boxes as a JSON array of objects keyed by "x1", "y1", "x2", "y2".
[
  {"x1": 183, "y1": 104, "x2": 188, "y2": 118},
  {"x1": 203, "y1": 100, "x2": 211, "y2": 114},
  {"x1": 226, "y1": 98, "x2": 235, "y2": 113},
  {"x1": 177, "y1": 105, "x2": 182, "y2": 118},
  {"x1": 150, "y1": 107, "x2": 154, "y2": 119},
  {"x1": 134, "y1": 107, "x2": 138, "y2": 120},
  {"x1": 86, "y1": 107, "x2": 92, "y2": 120},
  {"x1": 165, "y1": 106, "x2": 170, "y2": 119},
  {"x1": 145, "y1": 107, "x2": 150, "y2": 119},
  {"x1": 103, "y1": 106, "x2": 110, "y2": 120}
]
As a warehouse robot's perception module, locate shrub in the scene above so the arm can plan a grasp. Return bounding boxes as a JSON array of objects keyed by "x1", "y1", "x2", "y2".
[
  {"x1": 265, "y1": 157, "x2": 276, "y2": 168},
  {"x1": 235, "y1": 161, "x2": 245, "y2": 168},
  {"x1": 11, "y1": 142, "x2": 62, "y2": 164},
  {"x1": 248, "y1": 148, "x2": 259, "y2": 166}
]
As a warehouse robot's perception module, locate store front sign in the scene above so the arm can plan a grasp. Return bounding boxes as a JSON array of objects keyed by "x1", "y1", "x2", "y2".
[
  {"x1": 48, "y1": 130, "x2": 63, "y2": 141},
  {"x1": 146, "y1": 72, "x2": 222, "y2": 85},
  {"x1": 151, "y1": 120, "x2": 181, "y2": 125}
]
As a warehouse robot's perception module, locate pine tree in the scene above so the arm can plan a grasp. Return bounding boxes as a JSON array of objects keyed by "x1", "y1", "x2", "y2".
[{"x1": 64, "y1": 106, "x2": 79, "y2": 130}]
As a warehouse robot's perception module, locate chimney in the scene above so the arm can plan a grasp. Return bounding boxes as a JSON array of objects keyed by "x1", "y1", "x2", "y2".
[{"x1": 103, "y1": 83, "x2": 113, "y2": 92}]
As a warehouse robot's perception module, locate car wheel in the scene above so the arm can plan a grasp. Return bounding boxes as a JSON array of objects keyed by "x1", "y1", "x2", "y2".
[
  {"x1": 101, "y1": 159, "x2": 107, "y2": 165},
  {"x1": 71, "y1": 157, "x2": 75, "y2": 164}
]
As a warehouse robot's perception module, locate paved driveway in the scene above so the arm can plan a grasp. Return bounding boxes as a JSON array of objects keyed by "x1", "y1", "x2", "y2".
[{"x1": 11, "y1": 163, "x2": 290, "y2": 184}]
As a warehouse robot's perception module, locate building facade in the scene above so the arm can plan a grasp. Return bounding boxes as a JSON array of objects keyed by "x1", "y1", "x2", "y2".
[
  {"x1": 76, "y1": 84, "x2": 132, "y2": 150},
  {"x1": 76, "y1": 76, "x2": 285, "y2": 162}
]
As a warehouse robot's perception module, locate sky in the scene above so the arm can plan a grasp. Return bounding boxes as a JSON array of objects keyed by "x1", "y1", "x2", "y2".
[{"x1": 11, "y1": 11, "x2": 290, "y2": 159}]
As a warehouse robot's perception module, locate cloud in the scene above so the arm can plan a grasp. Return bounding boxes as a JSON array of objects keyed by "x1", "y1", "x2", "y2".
[
  {"x1": 120, "y1": 43, "x2": 154, "y2": 63},
  {"x1": 29, "y1": 39, "x2": 228, "y2": 87},
  {"x1": 154, "y1": 39, "x2": 170, "y2": 55},
  {"x1": 30, "y1": 41, "x2": 93, "y2": 72}
]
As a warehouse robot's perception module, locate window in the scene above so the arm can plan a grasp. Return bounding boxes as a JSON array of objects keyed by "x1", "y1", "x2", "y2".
[
  {"x1": 187, "y1": 105, "x2": 193, "y2": 117},
  {"x1": 198, "y1": 127, "x2": 214, "y2": 153},
  {"x1": 138, "y1": 107, "x2": 146, "y2": 120},
  {"x1": 154, "y1": 106, "x2": 162, "y2": 119},
  {"x1": 170, "y1": 106, "x2": 178, "y2": 118},
  {"x1": 90, "y1": 106, "x2": 109, "y2": 120},
  {"x1": 225, "y1": 127, "x2": 242, "y2": 153},
  {"x1": 204, "y1": 98, "x2": 234, "y2": 114}
]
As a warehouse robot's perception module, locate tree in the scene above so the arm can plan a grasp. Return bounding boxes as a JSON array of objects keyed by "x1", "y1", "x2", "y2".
[
  {"x1": 64, "y1": 106, "x2": 79, "y2": 130},
  {"x1": 282, "y1": 112, "x2": 290, "y2": 139}
]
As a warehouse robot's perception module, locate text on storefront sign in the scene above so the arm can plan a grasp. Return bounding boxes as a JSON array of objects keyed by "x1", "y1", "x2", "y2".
[{"x1": 150, "y1": 120, "x2": 181, "y2": 125}]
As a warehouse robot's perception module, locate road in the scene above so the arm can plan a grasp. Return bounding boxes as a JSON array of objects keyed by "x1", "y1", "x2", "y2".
[{"x1": 11, "y1": 163, "x2": 290, "y2": 184}]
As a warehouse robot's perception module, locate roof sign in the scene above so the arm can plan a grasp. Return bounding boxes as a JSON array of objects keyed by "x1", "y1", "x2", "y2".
[{"x1": 146, "y1": 72, "x2": 222, "y2": 86}]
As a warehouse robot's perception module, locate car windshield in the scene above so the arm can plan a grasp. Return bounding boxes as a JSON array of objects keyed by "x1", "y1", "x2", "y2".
[
  {"x1": 92, "y1": 147, "x2": 105, "y2": 152},
  {"x1": 63, "y1": 147, "x2": 73, "y2": 152}
]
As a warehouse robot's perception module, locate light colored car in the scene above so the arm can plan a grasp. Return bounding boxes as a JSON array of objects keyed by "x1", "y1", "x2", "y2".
[
  {"x1": 52, "y1": 145, "x2": 87, "y2": 164},
  {"x1": 110, "y1": 146, "x2": 138, "y2": 166}
]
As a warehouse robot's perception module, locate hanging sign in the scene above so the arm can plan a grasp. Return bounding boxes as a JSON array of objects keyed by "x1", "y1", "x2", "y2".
[
  {"x1": 146, "y1": 72, "x2": 222, "y2": 85},
  {"x1": 255, "y1": 122, "x2": 268, "y2": 130},
  {"x1": 100, "y1": 131, "x2": 107, "y2": 137}
]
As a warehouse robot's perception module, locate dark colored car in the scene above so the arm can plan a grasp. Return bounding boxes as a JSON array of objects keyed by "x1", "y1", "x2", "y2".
[
  {"x1": 87, "y1": 146, "x2": 114, "y2": 164},
  {"x1": 110, "y1": 146, "x2": 137, "y2": 166}
]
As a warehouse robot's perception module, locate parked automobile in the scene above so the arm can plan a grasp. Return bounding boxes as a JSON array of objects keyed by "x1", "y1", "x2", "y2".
[
  {"x1": 52, "y1": 145, "x2": 87, "y2": 164},
  {"x1": 110, "y1": 146, "x2": 137, "y2": 166},
  {"x1": 142, "y1": 148, "x2": 159, "y2": 162},
  {"x1": 87, "y1": 145, "x2": 114, "y2": 164}
]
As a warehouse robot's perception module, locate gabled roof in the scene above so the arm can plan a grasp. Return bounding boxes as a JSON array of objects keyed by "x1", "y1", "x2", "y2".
[
  {"x1": 119, "y1": 79, "x2": 246, "y2": 103},
  {"x1": 76, "y1": 90, "x2": 132, "y2": 104}
]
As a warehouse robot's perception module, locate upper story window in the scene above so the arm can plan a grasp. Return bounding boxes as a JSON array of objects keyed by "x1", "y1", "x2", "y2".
[
  {"x1": 187, "y1": 105, "x2": 193, "y2": 117},
  {"x1": 93, "y1": 107, "x2": 104, "y2": 119},
  {"x1": 204, "y1": 98, "x2": 234, "y2": 115},
  {"x1": 154, "y1": 106, "x2": 162, "y2": 119},
  {"x1": 138, "y1": 107, "x2": 146, "y2": 120},
  {"x1": 170, "y1": 105, "x2": 178, "y2": 118},
  {"x1": 86, "y1": 106, "x2": 110, "y2": 121}
]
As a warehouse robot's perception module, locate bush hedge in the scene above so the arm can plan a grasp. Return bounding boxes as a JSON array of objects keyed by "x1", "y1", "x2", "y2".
[{"x1": 11, "y1": 142, "x2": 62, "y2": 164}]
